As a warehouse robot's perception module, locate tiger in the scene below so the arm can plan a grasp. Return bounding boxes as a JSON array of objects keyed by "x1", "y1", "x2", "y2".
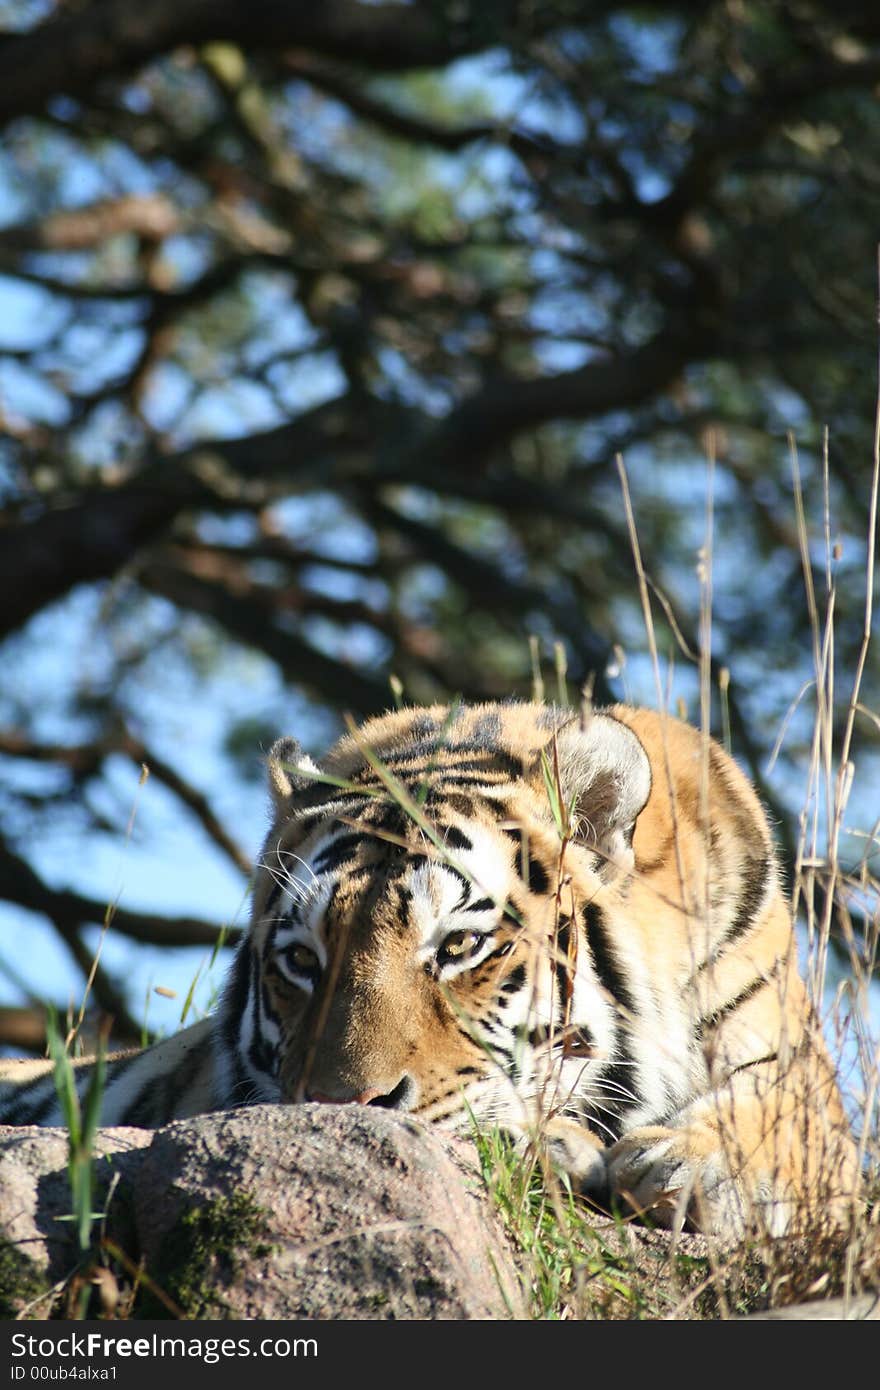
[{"x1": 0, "y1": 700, "x2": 860, "y2": 1241}]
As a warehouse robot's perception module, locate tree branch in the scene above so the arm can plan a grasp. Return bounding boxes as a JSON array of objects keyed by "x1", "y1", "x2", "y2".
[
  {"x1": 361, "y1": 491, "x2": 613, "y2": 696},
  {"x1": 0, "y1": 326, "x2": 701, "y2": 641},
  {"x1": 0, "y1": 839, "x2": 236, "y2": 948},
  {"x1": 138, "y1": 558, "x2": 396, "y2": 716},
  {"x1": 0, "y1": 0, "x2": 550, "y2": 124},
  {"x1": 284, "y1": 52, "x2": 556, "y2": 162}
]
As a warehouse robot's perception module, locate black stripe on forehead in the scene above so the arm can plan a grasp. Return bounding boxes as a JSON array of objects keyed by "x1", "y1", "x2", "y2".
[
  {"x1": 285, "y1": 787, "x2": 376, "y2": 818},
  {"x1": 307, "y1": 799, "x2": 475, "y2": 859},
  {"x1": 307, "y1": 798, "x2": 409, "y2": 841},
  {"x1": 419, "y1": 772, "x2": 519, "y2": 792},
  {"x1": 277, "y1": 800, "x2": 409, "y2": 872},
  {"x1": 386, "y1": 716, "x2": 507, "y2": 760},
  {"x1": 364, "y1": 801, "x2": 410, "y2": 837},
  {"x1": 374, "y1": 747, "x2": 527, "y2": 781},
  {"x1": 282, "y1": 787, "x2": 498, "y2": 893},
  {"x1": 312, "y1": 831, "x2": 368, "y2": 874},
  {"x1": 418, "y1": 789, "x2": 506, "y2": 832},
  {"x1": 466, "y1": 897, "x2": 495, "y2": 914},
  {"x1": 379, "y1": 721, "x2": 510, "y2": 756},
  {"x1": 408, "y1": 713, "x2": 442, "y2": 738},
  {"x1": 441, "y1": 824, "x2": 472, "y2": 851},
  {"x1": 432, "y1": 791, "x2": 481, "y2": 817}
]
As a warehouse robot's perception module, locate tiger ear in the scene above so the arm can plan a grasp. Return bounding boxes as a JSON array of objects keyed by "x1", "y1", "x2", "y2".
[
  {"x1": 549, "y1": 714, "x2": 651, "y2": 877},
  {"x1": 266, "y1": 736, "x2": 322, "y2": 811}
]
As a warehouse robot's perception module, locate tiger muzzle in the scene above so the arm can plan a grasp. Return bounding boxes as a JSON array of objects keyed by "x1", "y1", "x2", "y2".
[{"x1": 305, "y1": 1074, "x2": 418, "y2": 1110}]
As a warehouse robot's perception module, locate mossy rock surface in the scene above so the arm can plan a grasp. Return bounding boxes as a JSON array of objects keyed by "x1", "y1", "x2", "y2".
[
  {"x1": 137, "y1": 1190, "x2": 274, "y2": 1317},
  {"x1": 0, "y1": 1240, "x2": 52, "y2": 1319},
  {"x1": 128, "y1": 1104, "x2": 524, "y2": 1319}
]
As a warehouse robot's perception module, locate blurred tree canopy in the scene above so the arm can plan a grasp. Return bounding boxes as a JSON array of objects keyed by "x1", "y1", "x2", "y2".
[{"x1": 0, "y1": 0, "x2": 878, "y2": 1051}]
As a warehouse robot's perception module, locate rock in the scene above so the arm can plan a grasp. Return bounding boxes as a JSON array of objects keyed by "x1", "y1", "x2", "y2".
[
  {"x1": 0, "y1": 1105, "x2": 524, "y2": 1320},
  {"x1": 6, "y1": 1105, "x2": 868, "y2": 1321},
  {"x1": 131, "y1": 1104, "x2": 524, "y2": 1319},
  {"x1": 0, "y1": 1126, "x2": 151, "y2": 1317}
]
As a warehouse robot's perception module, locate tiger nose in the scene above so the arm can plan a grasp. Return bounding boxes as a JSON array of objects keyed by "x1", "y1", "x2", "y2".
[{"x1": 306, "y1": 1075, "x2": 417, "y2": 1110}]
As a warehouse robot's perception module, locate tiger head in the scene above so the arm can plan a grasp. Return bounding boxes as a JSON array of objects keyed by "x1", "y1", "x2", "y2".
[{"x1": 220, "y1": 702, "x2": 652, "y2": 1137}]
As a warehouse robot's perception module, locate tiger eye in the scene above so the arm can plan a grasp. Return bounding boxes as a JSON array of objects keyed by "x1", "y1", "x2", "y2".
[
  {"x1": 438, "y1": 929, "x2": 484, "y2": 964},
  {"x1": 286, "y1": 943, "x2": 319, "y2": 973}
]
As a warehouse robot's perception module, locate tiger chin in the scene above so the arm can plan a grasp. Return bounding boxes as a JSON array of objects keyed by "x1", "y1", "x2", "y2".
[{"x1": 0, "y1": 701, "x2": 861, "y2": 1244}]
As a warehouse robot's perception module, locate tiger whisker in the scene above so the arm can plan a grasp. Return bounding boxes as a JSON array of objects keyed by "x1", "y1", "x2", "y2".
[
  {"x1": 273, "y1": 846, "x2": 320, "y2": 885},
  {"x1": 258, "y1": 853, "x2": 320, "y2": 905}
]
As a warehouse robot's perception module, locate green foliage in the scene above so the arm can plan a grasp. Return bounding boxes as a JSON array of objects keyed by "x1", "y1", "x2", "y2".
[
  {"x1": 46, "y1": 1010, "x2": 107, "y2": 1259},
  {"x1": 472, "y1": 1122, "x2": 676, "y2": 1319},
  {"x1": 540, "y1": 744, "x2": 576, "y2": 843}
]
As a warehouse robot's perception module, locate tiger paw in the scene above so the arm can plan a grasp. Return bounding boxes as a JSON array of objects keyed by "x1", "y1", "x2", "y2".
[
  {"x1": 508, "y1": 1114, "x2": 608, "y2": 1193},
  {"x1": 544, "y1": 1115, "x2": 610, "y2": 1191},
  {"x1": 604, "y1": 1125, "x2": 746, "y2": 1240}
]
